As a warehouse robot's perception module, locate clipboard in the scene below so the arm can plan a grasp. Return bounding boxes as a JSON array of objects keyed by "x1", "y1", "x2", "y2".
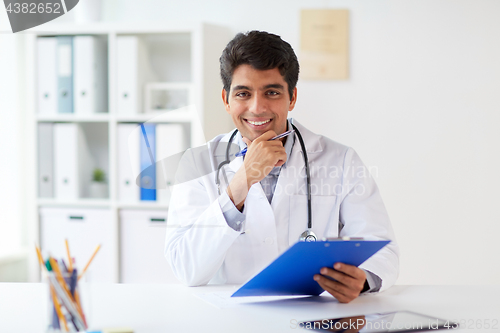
[{"x1": 231, "y1": 239, "x2": 390, "y2": 297}]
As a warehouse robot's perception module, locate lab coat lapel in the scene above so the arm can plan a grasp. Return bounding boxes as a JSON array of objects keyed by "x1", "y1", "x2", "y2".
[
  {"x1": 271, "y1": 132, "x2": 304, "y2": 252},
  {"x1": 270, "y1": 119, "x2": 324, "y2": 250}
]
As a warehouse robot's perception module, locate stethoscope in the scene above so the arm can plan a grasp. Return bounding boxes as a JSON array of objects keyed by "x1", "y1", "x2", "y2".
[{"x1": 215, "y1": 124, "x2": 317, "y2": 242}]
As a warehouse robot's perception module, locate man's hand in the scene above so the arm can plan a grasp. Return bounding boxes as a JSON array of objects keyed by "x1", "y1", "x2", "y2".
[
  {"x1": 314, "y1": 263, "x2": 367, "y2": 303},
  {"x1": 240, "y1": 130, "x2": 287, "y2": 184},
  {"x1": 227, "y1": 131, "x2": 286, "y2": 210}
]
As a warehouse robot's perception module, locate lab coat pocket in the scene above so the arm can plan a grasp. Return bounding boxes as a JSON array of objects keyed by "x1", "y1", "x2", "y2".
[{"x1": 288, "y1": 194, "x2": 338, "y2": 245}]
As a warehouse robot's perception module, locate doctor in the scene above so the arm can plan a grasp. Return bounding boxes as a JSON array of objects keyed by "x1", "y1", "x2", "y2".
[{"x1": 165, "y1": 31, "x2": 399, "y2": 303}]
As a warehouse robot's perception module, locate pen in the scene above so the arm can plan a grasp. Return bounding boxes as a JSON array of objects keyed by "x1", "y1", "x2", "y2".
[
  {"x1": 69, "y1": 269, "x2": 77, "y2": 296},
  {"x1": 235, "y1": 129, "x2": 294, "y2": 157}
]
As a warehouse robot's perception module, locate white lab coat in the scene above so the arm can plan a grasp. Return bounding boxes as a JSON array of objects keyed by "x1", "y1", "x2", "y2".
[{"x1": 165, "y1": 119, "x2": 399, "y2": 291}]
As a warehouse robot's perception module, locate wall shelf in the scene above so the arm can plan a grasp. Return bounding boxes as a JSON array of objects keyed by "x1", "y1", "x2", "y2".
[
  {"x1": 37, "y1": 198, "x2": 112, "y2": 208},
  {"x1": 37, "y1": 114, "x2": 111, "y2": 122}
]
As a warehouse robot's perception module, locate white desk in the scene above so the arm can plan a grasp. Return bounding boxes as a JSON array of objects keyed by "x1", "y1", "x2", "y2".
[{"x1": 1, "y1": 283, "x2": 499, "y2": 332}]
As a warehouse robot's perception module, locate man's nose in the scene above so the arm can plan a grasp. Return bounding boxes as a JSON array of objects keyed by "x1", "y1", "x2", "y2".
[{"x1": 248, "y1": 95, "x2": 267, "y2": 114}]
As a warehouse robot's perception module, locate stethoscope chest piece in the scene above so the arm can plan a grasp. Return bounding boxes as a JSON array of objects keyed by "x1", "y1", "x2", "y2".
[{"x1": 299, "y1": 229, "x2": 317, "y2": 242}]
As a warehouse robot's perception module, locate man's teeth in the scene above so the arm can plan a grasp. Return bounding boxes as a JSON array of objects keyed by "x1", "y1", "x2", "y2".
[{"x1": 247, "y1": 119, "x2": 271, "y2": 126}]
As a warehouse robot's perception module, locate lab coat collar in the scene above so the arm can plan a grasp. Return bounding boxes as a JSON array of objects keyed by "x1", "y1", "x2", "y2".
[{"x1": 288, "y1": 119, "x2": 323, "y2": 154}]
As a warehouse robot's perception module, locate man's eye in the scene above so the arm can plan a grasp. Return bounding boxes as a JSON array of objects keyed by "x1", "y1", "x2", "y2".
[
  {"x1": 236, "y1": 92, "x2": 249, "y2": 97},
  {"x1": 267, "y1": 91, "x2": 280, "y2": 96}
]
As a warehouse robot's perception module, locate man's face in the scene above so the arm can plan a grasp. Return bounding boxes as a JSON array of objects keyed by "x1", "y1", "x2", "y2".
[{"x1": 222, "y1": 64, "x2": 297, "y2": 142}]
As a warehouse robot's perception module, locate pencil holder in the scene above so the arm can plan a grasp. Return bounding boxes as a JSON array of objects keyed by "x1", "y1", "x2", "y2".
[
  {"x1": 45, "y1": 271, "x2": 89, "y2": 332},
  {"x1": 36, "y1": 243, "x2": 100, "y2": 332}
]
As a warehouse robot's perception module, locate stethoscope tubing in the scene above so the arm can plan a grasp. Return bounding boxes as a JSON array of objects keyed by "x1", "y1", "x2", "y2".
[
  {"x1": 216, "y1": 125, "x2": 312, "y2": 231},
  {"x1": 291, "y1": 124, "x2": 312, "y2": 230}
]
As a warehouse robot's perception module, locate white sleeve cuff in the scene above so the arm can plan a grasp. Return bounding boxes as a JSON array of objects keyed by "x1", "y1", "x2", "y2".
[
  {"x1": 218, "y1": 191, "x2": 246, "y2": 232},
  {"x1": 362, "y1": 269, "x2": 382, "y2": 293}
]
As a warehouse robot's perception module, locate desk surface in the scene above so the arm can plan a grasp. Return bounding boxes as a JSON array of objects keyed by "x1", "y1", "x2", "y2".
[{"x1": 1, "y1": 283, "x2": 499, "y2": 333}]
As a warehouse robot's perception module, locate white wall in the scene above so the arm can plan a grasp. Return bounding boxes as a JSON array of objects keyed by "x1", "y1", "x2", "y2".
[
  {"x1": 100, "y1": 0, "x2": 500, "y2": 285},
  {"x1": 0, "y1": 33, "x2": 24, "y2": 258},
  {"x1": 1, "y1": 11, "x2": 30, "y2": 282}
]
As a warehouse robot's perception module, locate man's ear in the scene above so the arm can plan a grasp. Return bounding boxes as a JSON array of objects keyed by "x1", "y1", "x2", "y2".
[
  {"x1": 222, "y1": 88, "x2": 230, "y2": 113},
  {"x1": 288, "y1": 87, "x2": 298, "y2": 111}
]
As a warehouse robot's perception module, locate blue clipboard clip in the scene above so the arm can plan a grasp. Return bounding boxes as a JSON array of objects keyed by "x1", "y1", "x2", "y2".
[{"x1": 322, "y1": 237, "x2": 365, "y2": 241}]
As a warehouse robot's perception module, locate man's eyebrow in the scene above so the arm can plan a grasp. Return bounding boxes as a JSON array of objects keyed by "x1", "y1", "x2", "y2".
[
  {"x1": 231, "y1": 84, "x2": 285, "y2": 91},
  {"x1": 263, "y1": 84, "x2": 284, "y2": 90},
  {"x1": 232, "y1": 85, "x2": 251, "y2": 91}
]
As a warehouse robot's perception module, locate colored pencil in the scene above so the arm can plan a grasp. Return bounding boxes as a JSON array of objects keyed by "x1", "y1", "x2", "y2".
[
  {"x1": 49, "y1": 257, "x2": 74, "y2": 301},
  {"x1": 50, "y1": 284, "x2": 69, "y2": 332},
  {"x1": 65, "y1": 239, "x2": 73, "y2": 272},
  {"x1": 78, "y1": 244, "x2": 101, "y2": 281},
  {"x1": 35, "y1": 245, "x2": 45, "y2": 270}
]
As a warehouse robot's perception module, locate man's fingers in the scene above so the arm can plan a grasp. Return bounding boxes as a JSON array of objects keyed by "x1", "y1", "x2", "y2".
[
  {"x1": 240, "y1": 130, "x2": 286, "y2": 183},
  {"x1": 315, "y1": 275, "x2": 351, "y2": 296},
  {"x1": 252, "y1": 130, "x2": 277, "y2": 143},
  {"x1": 243, "y1": 133, "x2": 283, "y2": 152},
  {"x1": 314, "y1": 276, "x2": 353, "y2": 303},
  {"x1": 320, "y1": 267, "x2": 352, "y2": 285},
  {"x1": 256, "y1": 139, "x2": 284, "y2": 148},
  {"x1": 333, "y1": 263, "x2": 366, "y2": 280},
  {"x1": 254, "y1": 146, "x2": 286, "y2": 161},
  {"x1": 320, "y1": 265, "x2": 366, "y2": 293},
  {"x1": 274, "y1": 157, "x2": 287, "y2": 167},
  {"x1": 241, "y1": 136, "x2": 252, "y2": 146},
  {"x1": 317, "y1": 281, "x2": 347, "y2": 302},
  {"x1": 275, "y1": 160, "x2": 285, "y2": 167}
]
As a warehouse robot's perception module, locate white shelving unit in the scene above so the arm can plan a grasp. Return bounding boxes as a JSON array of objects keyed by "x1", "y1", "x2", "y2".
[{"x1": 25, "y1": 22, "x2": 233, "y2": 282}]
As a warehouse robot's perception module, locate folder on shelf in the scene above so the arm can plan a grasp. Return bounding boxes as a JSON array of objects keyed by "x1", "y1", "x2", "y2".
[
  {"x1": 139, "y1": 123, "x2": 156, "y2": 201},
  {"x1": 37, "y1": 37, "x2": 58, "y2": 115},
  {"x1": 53, "y1": 123, "x2": 92, "y2": 199},
  {"x1": 73, "y1": 36, "x2": 108, "y2": 114},
  {"x1": 231, "y1": 239, "x2": 390, "y2": 297},
  {"x1": 38, "y1": 123, "x2": 54, "y2": 198},
  {"x1": 118, "y1": 124, "x2": 141, "y2": 202},
  {"x1": 57, "y1": 36, "x2": 74, "y2": 114},
  {"x1": 156, "y1": 124, "x2": 187, "y2": 204},
  {"x1": 116, "y1": 36, "x2": 150, "y2": 115}
]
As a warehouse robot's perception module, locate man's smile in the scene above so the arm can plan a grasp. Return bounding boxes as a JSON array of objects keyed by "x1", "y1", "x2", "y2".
[{"x1": 243, "y1": 118, "x2": 273, "y2": 130}]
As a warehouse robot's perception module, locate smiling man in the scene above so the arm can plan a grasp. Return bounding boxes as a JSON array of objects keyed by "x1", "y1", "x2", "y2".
[{"x1": 165, "y1": 31, "x2": 399, "y2": 303}]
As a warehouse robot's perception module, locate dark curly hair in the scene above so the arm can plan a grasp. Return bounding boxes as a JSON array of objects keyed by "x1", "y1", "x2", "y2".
[{"x1": 220, "y1": 31, "x2": 299, "y2": 101}]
